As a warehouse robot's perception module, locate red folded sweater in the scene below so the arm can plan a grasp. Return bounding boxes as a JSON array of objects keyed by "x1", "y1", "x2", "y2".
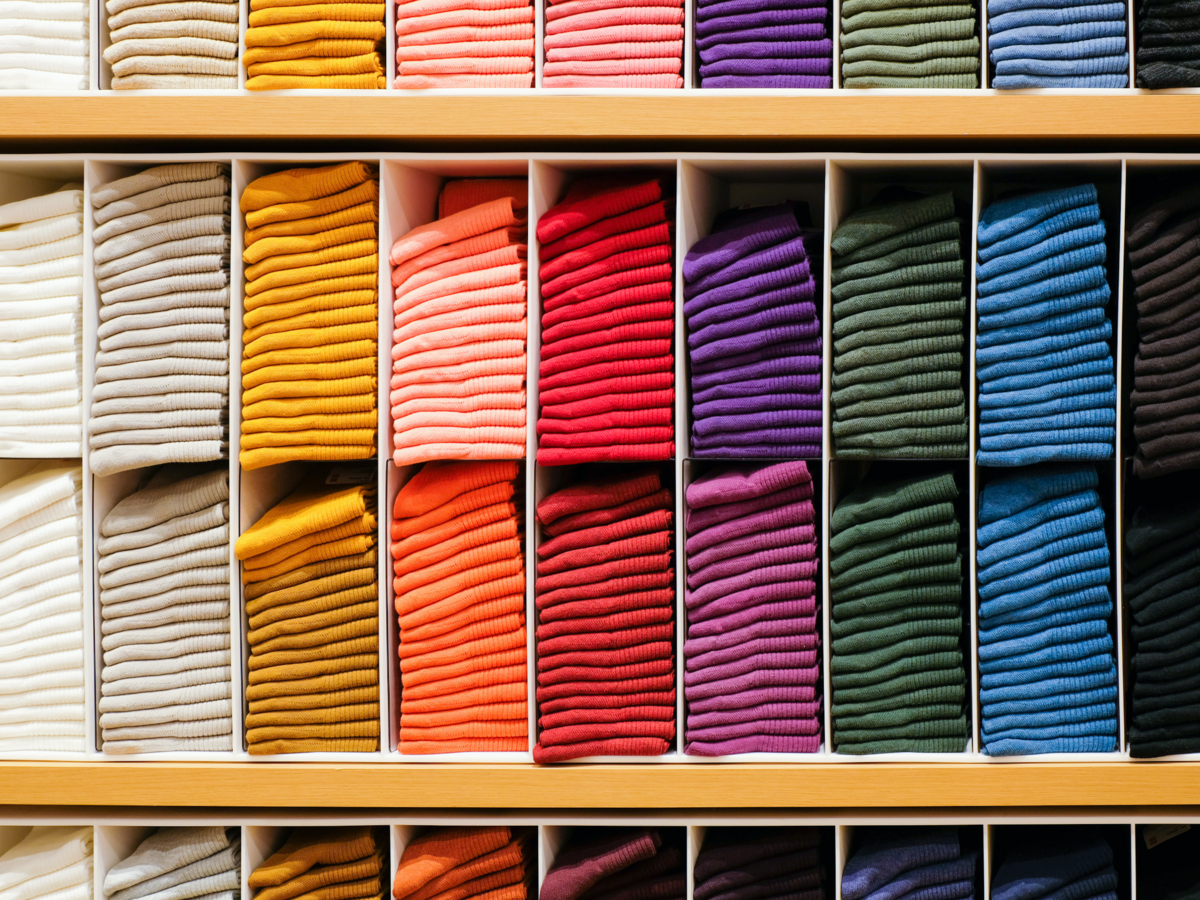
[
  {"x1": 542, "y1": 281, "x2": 673, "y2": 331},
  {"x1": 539, "y1": 427, "x2": 674, "y2": 448},
  {"x1": 536, "y1": 530, "x2": 672, "y2": 575},
  {"x1": 537, "y1": 471, "x2": 660, "y2": 524},
  {"x1": 537, "y1": 408, "x2": 673, "y2": 436},
  {"x1": 539, "y1": 340, "x2": 673, "y2": 379},
  {"x1": 541, "y1": 244, "x2": 672, "y2": 300},
  {"x1": 536, "y1": 603, "x2": 673, "y2": 638},
  {"x1": 542, "y1": 301, "x2": 674, "y2": 345},
  {"x1": 533, "y1": 737, "x2": 670, "y2": 762},
  {"x1": 539, "y1": 689, "x2": 675, "y2": 714},
  {"x1": 543, "y1": 490, "x2": 671, "y2": 537},
  {"x1": 536, "y1": 672, "x2": 675, "y2": 701},
  {"x1": 539, "y1": 719, "x2": 675, "y2": 747},
  {"x1": 536, "y1": 571, "x2": 674, "y2": 608},
  {"x1": 540, "y1": 389, "x2": 675, "y2": 422},
  {"x1": 538, "y1": 509, "x2": 672, "y2": 558},
  {"x1": 543, "y1": 264, "x2": 674, "y2": 313},
  {"x1": 539, "y1": 358, "x2": 673, "y2": 393},
  {"x1": 539, "y1": 627, "x2": 674, "y2": 657},
  {"x1": 539, "y1": 704, "x2": 675, "y2": 729},
  {"x1": 540, "y1": 222, "x2": 671, "y2": 283},
  {"x1": 540, "y1": 320, "x2": 674, "y2": 362},
  {"x1": 539, "y1": 374, "x2": 674, "y2": 408},
  {"x1": 537, "y1": 656, "x2": 674, "y2": 686},
  {"x1": 537, "y1": 180, "x2": 662, "y2": 245},
  {"x1": 540, "y1": 201, "x2": 668, "y2": 262},
  {"x1": 537, "y1": 589, "x2": 675, "y2": 623},
  {"x1": 538, "y1": 445, "x2": 675, "y2": 465},
  {"x1": 537, "y1": 644, "x2": 674, "y2": 674}
]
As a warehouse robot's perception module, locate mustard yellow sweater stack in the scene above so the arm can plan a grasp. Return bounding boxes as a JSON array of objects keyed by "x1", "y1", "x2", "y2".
[
  {"x1": 244, "y1": 0, "x2": 387, "y2": 89},
  {"x1": 250, "y1": 827, "x2": 385, "y2": 900}
]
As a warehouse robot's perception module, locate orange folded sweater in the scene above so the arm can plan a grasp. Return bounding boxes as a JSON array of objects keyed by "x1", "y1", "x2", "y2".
[
  {"x1": 390, "y1": 198, "x2": 523, "y2": 267},
  {"x1": 440, "y1": 180, "x2": 528, "y2": 218},
  {"x1": 394, "y1": 460, "x2": 518, "y2": 519},
  {"x1": 392, "y1": 828, "x2": 510, "y2": 900}
]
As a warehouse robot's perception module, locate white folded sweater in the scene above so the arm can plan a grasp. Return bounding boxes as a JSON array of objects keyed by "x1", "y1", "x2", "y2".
[
  {"x1": 0, "y1": 826, "x2": 92, "y2": 897},
  {"x1": 103, "y1": 827, "x2": 230, "y2": 896}
]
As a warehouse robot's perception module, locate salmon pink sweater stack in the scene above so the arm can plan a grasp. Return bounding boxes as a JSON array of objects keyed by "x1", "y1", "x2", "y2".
[
  {"x1": 535, "y1": 176, "x2": 675, "y2": 466},
  {"x1": 394, "y1": 0, "x2": 535, "y2": 87},
  {"x1": 543, "y1": 0, "x2": 684, "y2": 86}
]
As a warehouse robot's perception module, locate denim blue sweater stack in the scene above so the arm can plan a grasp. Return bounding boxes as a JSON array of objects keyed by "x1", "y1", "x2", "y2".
[
  {"x1": 991, "y1": 829, "x2": 1119, "y2": 900},
  {"x1": 987, "y1": 0, "x2": 1129, "y2": 88},
  {"x1": 842, "y1": 827, "x2": 978, "y2": 900},
  {"x1": 976, "y1": 465, "x2": 1118, "y2": 756},
  {"x1": 975, "y1": 184, "x2": 1117, "y2": 468}
]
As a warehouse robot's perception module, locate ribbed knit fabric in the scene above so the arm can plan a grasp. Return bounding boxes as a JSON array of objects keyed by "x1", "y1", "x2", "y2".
[
  {"x1": 534, "y1": 469, "x2": 675, "y2": 762},
  {"x1": 243, "y1": 3, "x2": 386, "y2": 88},
  {"x1": 542, "y1": 829, "x2": 683, "y2": 900},
  {"x1": 104, "y1": 0, "x2": 238, "y2": 89},
  {"x1": 105, "y1": 827, "x2": 239, "y2": 900},
  {"x1": 536, "y1": 177, "x2": 675, "y2": 465},
  {"x1": 696, "y1": 0, "x2": 831, "y2": 87},
  {"x1": 1136, "y1": 0, "x2": 1200, "y2": 87},
  {"x1": 843, "y1": 827, "x2": 974, "y2": 900},
  {"x1": 976, "y1": 185, "x2": 1115, "y2": 468},
  {"x1": 250, "y1": 828, "x2": 384, "y2": 900},
  {"x1": 988, "y1": 0, "x2": 1128, "y2": 87},
  {"x1": 392, "y1": 826, "x2": 532, "y2": 900},
  {"x1": 840, "y1": 3, "x2": 978, "y2": 88},
  {"x1": 830, "y1": 189, "x2": 968, "y2": 460},
  {"x1": 391, "y1": 460, "x2": 527, "y2": 754},
  {"x1": 0, "y1": 2, "x2": 89, "y2": 89},
  {"x1": 393, "y1": 0, "x2": 534, "y2": 87},
  {"x1": 235, "y1": 476, "x2": 380, "y2": 755},
  {"x1": 990, "y1": 828, "x2": 1116, "y2": 900},
  {"x1": 542, "y1": 0, "x2": 683, "y2": 86},
  {"x1": 694, "y1": 826, "x2": 825, "y2": 900},
  {"x1": 0, "y1": 827, "x2": 93, "y2": 900},
  {"x1": 976, "y1": 464, "x2": 1117, "y2": 756},
  {"x1": 683, "y1": 461, "x2": 820, "y2": 755}
]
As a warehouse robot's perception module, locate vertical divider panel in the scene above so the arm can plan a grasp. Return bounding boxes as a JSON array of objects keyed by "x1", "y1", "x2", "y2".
[
  {"x1": 95, "y1": 824, "x2": 155, "y2": 899},
  {"x1": 1128, "y1": 825, "x2": 1137, "y2": 900},
  {"x1": 238, "y1": 0, "x2": 248, "y2": 89},
  {"x1": 1114, "y1": 158, "x2": 1129, "y2": 754},
  {"x1": 374, "y1": 157, "x2": 391, "y2": 756},
  {"x1": 227, "y1": 156, "x2": 246, "y2": 759},
  {"x1": 534, "y1": 0, "x2": 544, "y2": 87},
  {"x1": 539, "y1": 826, "x2": 572, "y2": 890},
  {"x1": 833, "y1": 824, "x2": 851, "y2": 900},
  {"x1": 683, "y1": 0, "x2": 694, "y2": 88},
  {"x1": 686, "y1": 826, "x2": 705, "y2": 900},
  {"x1": 968, "y1": 158, "x2": 982, "y2": 755},
  {"x1": 982, "y1": 823, "x2": 993, "y2": 900},
  {"x1": 81, "y1": 158, "x2": 100, "y2": 756},
  {"x1": 1127, "y1": 0, "x2": 1135, "y2": 89},
  {"x1": 673, "y1": 158, "x2": 687, "y2": 753},
  {"x1": 385, "y1": 0, "x2": 396, "y2": 89},
  {"x1": 831, "y1": 0, "x2": 840, "y2": 87},
  {"x1": 979, "y1": 0, "x2": 987, "y2": 89},
  {"x1": 525, "y1": 159, "x2": 538, "y2": 752},
  {"x1": 243, "y1": 825, "x2": 284, "y2": 899},
  {"x1": 89, "y1": 0, "x2": 100, "y2": 90}
]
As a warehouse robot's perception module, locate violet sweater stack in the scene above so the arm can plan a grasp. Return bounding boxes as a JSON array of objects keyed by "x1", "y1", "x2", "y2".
[
  {"x1": 542, "y1": 0, "x2": 684, "y2": 87},
  {"x1": 842, "y1": 827, "x2": 977, "y2": 900},
  {"x1": 394, "y1": 0, "x2": 534, "y2": 87},
  {"x1": 695, "y1": 0, "x2": 832, "y2": 87}
]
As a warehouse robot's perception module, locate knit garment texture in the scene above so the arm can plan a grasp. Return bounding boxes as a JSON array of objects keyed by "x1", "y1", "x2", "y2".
[
  {"x1": 533, "y1": 468, "x2": 676, "y2": 762},
  {"x1": 975, "y1": 184, "x2": 1116, "y2": 467},
  {"x1": 392, "y1": 825, "x2": 532, "y2": 900},
  {"x1": 96, "y1": 464, "x2": 232, "y2": 753},
  {"x1": 988, "y1": 0, "x2": 1128, "y2": 87},
  {"x1": 104, "y1": 0, "x2": 238, "y2": 89},
  {"x1": 235, "y1": 476, "x2": 380, "y2": 755},
  {"x1": 104, "y1": 827, "x2": 240, "y2": 900},
  {"x1": 389, "y1": 178, "x2": 528, "y2": 465},
  {"x1": 390, "y1": 460, "x2": 528, "y2": 754},
  {"x1": 830, "y1": 189, "x2": 968, "y2": 460},
  {"x1": 0, "y1": 462, "x2": 85, "y2": 753},
  {"x1": 1136, "y1": 0, "x2": 1200, "y2": 87},
  {"x1": 393, "y1": 0, "x2": 534, "y2": 87},
  {"x1": 239, "y1": 162, "x2": 379, "y2": 470},
  {"x1": 695, "y1": 0, "x2": 831, "y2": 87},
  {"x1": 0, "y1": 184, "x2": 84, "y2": 456},
  {"x1": 535, "y1": 176, "x2": 675, "y2": 465},
  {"x1": 990, "y1": 827, "x2": 1117, "y2": 900},
  {"x1": 682, "y1": 460, "x2": 821, "y2": 755},
  {"x1": 89, "y1": 163, "x2": 232, "y2": 477},
  {"x1": 842, "y1": 826, "x2": 976, "y2": 900},
  {"x1": 0, "y1": 826, "x2": 94, "y2": 900},
  {"x1": 693, "y1": 826, "x2": 825, "y2": 900},
  {"x1": 840, "y1": 1, "x2": 978, "y2": 88},
  {"x1": 243, "y1": 1, "x2": 386, "y2": 88},
  {"x1": 540, "y1": 827, "x2": 684, "y2": 900},
  {"x1": 683, "y1": 202, "x2": 823, "y2": 458},
  {"x1": 0, "y1": 0, "x2": 89, "y2": 89},
  {"x1": 828, "y1": 468, "x2": 969, "y2": 754},
  {"x1": 976, "y1": 464, "x2": 1118, "y2": 756},
  {"x1": 249, "y1": 828, "x2": 384, "y2": 900},
  {"x1": 542, "y1": 0, "x2": 683, "y2": 86}
]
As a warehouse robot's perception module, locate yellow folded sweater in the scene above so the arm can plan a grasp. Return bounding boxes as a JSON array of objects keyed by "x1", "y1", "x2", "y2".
[
  {"x1": 242, "y1": 411, "x2": 378, "y2": 435},
  {"x1": 245, "y1": 238, "x2": 379, "y2": 282},
  {"x1": 237, "y1": 479, "x2": 372, "y2": 560},
  {"x1": 248, "y1": 685, "x2": 380, "y2": 713},
  {"x1": 242, "y1": 533, "x2": 378, "y2": 581},
  {"x1": 246, "y1": 254, "x2": 378, "y2": 297},
  {"x1": 241, "y1": 429, "x2": 377, "y2": 451},
  {"x1": 243, "y1": 393, "x2": 376, "y2": 421},
  {"x1": 242, "y1": 340, "x2": 378, "y2": 376},
  {"x1": 247, "y1": 55, "x2": 383, "y2": 78},
  {"x1": 245, "y1": 664, "x2": 378, "y2": 696},
  {"x1": 249, "y1": 4, "x2": 385, "y2": 26},
  {"x1": 243, "y1": 162, "x2": 375, "y2": 213},
  {"x1": 244, "y1": 273, "x2": 378, "y2": 311},
  {"x1": 243, "y1": 290, "x2": 377, "y2": 331},
  {"x1": 243, "y1": 511, "x2": 376, "y2": 570},
  {"x1": 244, "y1": 321, "x2": 377, "y2": 357},
  {"x1": 242, "y1": 357, "x2": 377, "y2": 390},
  {"x1": 245, "y1": 550, "x2": 377, "y2": 601},
  {"x1": 244, "y1": 221, "x2": 377, "y2": 266},
  {"x1": 250, "y1": 829, "x2": 379, "y2": 888}
]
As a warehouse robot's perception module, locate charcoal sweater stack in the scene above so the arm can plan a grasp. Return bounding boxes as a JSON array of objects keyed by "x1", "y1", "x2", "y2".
[
  {"x1": 694, "y1": 828, "x2": 825, "y2": 900},
  {"x1": 1136, "y1": 0, "x2": 1200, "y2": 87}
]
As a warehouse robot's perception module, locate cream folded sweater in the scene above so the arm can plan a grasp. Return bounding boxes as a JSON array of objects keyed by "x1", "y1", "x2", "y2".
[{"x1": 0, "y1": 827, "x2": 91, "y2": 894}]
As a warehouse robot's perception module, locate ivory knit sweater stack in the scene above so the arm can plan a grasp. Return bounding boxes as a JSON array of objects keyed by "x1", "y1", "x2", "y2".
[
  {"x1": 542, "y1": 0, "x2": 684, "y2": 86},
  {"x1": 104, "y1": 0, "x2": 238, "y2": 89},
  {"x1": 244, "y1": 0, "x2": 386, "y2": 88},
  {"x1": 392, "y1": 826, "x2": 531, "y2": 900},
  {"x1": 240, "y1": 162, "x2": 379, "y2": 470},
  {"x1": 683, "y1": 461, "x2": 821, "y2": 756},
  {"x1": 393, "y1": 0, "x2": 534, "y2": 87},
  {"x1": 389, "y1": 179, "x2": 528, "y2": 465},
  {"x1": 829, "y1": 470, "x2": 969, "y2": 754},
  {"x1": 89, "y1": 163, "x2": 231, "y2": 478},
  {"x1": 694, "y1": 827, "x2": 825, "y2": 900},
  {"x1": 235, "y1": 475, "x2": 379, "y2": 754},
  {"x1": 840, "y1": 1, "x2": 978, "y2": 88},
  {"x1": 250, "y1": 828, "x2": 384, "y2": 900},
  {"x1": 0, "y1": 462, "x2": 85, "y2": 753},
  {"x1": 0, "y1": 0, "x2": 88, "y2": 89},
  {"x1": 695, "y1": 0, "x2": 831, "y2": 87},
  {"x1": 390, "y1": 460, "x2": 527, "y2": 754},
  {"x1": 987, "y1": 0, "x2": 1128, "y2": 87},
  {"x1": 842, "y1": 827, "x2": 977, "y2": 900},
  {"x1": 0, "y1": 827, "x2": 93, "y2": 900},
  {"x1": 541, "y1": 829, "x2": 684, "y2": 900},
  {"x1": 536, "y1": 177, "x2": 675, "y2": 465},
  {"x1": 534, "y1": 469, "x2": 675, "y2": 762},
  {"x1": 0, "y1": 185, "x2": 84, "y2": 457},
  {"x1": 105, "y1": 827, "x2": 240, "y2": 900},
  {"x1": 96, "y1": 466, "x2": 232, "y2": 754}
]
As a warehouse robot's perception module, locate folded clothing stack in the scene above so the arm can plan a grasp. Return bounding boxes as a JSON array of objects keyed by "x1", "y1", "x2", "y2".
[
  {"x1": 543, "y1": 0, "x2": 683, "y2": 87},
  {"x1": 829, "y1": 470, "x2": 967, "y2": 754},
  {"x1": 541, "y1": 829, "x2": 684, "y2": 900},
  {"x1": 536, "y1": 177, "x2": 675, "y2": 465},
  {"x1": 90, "y1": 162, "x2": 231, "y2": 477},
  {"x1": 987, "y1": 0, "x2": 1128, "y2": 88},
  {"x1": 97, "y1": 466, "x2": 231, "y2": 754},
  {"x1": 251, "y1": 828, "x2": 384, "y2": 900},
  {"x1": 235, "y1": 476, "x2": 380, "y2": 755},
  {"x1": 390, "y1": 179, "x2": 528, "y2": 465},
  {"x1": 534, "y1": 468, "x2": 675, "y2": 762},
  {"x1": 695, "y1": 0, "x2": 830, "y2": 87},
  {"x1": 1125, "y1": 473, "x2": 1200, "y2": 758},
  {"x1": 0, "y1": 827, "x2": 93, "y2": 900},
  {"x1": 240, "y1": 162, "x2": 379, "y2": 470},
  {"x1": 1136, "y1": 0, "x2": 1200, "y2": 87},
  {"x1": 976, "y1": 184, "x2": 1115, "y2": 467},
  {"x1": 841, "y1": 0, "x2": 978, "y2": 88},
  {"x1": 830, "y1": 190, "x2": 968, "y2": 460},
  {"x1": 683, "y1": 202, "x2": 822, "y2": 458},
  {"x1": 694, "y1": 827, "x2": 825, "y2": 900},
  {"x1": 842, "y1": 827, "x2": 977, "y2": 900},
  {"x1": 0, "y1": 0, "x2": 88, "y2": 89},
  {"x1": 391, "y1": 460, "x2": 527, "y2": 754},
  {"x1": 991, "y1": 828, "x2": 1117, "y2": 900},
  {"x1": 104, "y1": 0, "x2": 238, "y2": 89},
  {"x1": 0, "y1": 185, "x2": 84, "y2": 457},
  {"x1": 1125, "y1": 187, "x2": 1200, "y2": 478},
  {"x1": 683, "y1": 461, "x2": 821, "y2": 756},
  {"x1": 976, "y1": 465, "x2": 1118, "y2": 755},
  {"x1": 394, "y1": 0, "x2": 534, "y2": 87},
  {"x1": 0, "y1": 463, "x2": 85, "y2": 753},
  {"x1": 105, "y1": 827, "x2": 240, "y2": 900},
  {"x1": 244, "y1": 0, "x2": 386, "y2": 88},
  {"x1": 393, "y1": 826, "x2": 531, "y2": 900}
]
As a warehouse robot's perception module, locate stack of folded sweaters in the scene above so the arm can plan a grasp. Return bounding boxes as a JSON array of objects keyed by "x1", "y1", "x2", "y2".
[
  {"x1": 536, "y1": 176, "x2": 675, "y2": 464},
  {"x1": 976, "y1": 184, "x2": 1115, "y2": 467},
  {"x1": 1125, "y1": 187, "x2": 1200, "y2": 478},
  {"x1": 394, "y1": 0, "x2": 534, "y2": 87},
  {"x1": 534, "y1": 469, "x2": 675, "y2": 762},
  {"x1": 830, "y1": 190, "x2": 968, "y2": 459},
  {"x1": 1136, "y1": 0, "x2": 1200, "y2": 87},
  {"x1": 542, "y1": 829, "x2": 684, "y2": 900},
  {"x1": 1125, "y1": 473, "x2": 1200, "y2": 758},
  {"x1": 96, "y1": 466, "x2": 232, "y2": 754},
  {"x1": 104, "y1": 0, "x2": 239, "y2": 89},
  {"x1": 843, "y1": 827, "x2": 977, "y2": 900},
  {"x1": 840, "y1": 1, "x2": 978, "y2": 88},
  {"x1": 694, "y1": 827, "x2": 825, "y2": 900},
  {"x1": 829, "y1": 469, "x2": 968, "y2": 754},
  {"x1": 695, "y1": 0, "x2": 830, "y2": 87},
  {"x1": 684, "y1": 203, "x2": 822, "y2": 458},
  {"x1": 391, "y1": 460, "x2": 528, "y2": 754},
  {"x1": 244, "y1": 1, "x2": 385, "y2": 88},
  {"x1": 0, "y1": 827, "x2": 93, "y2": 900},
  {"x1": 0, "y1": 185, "x2": 84, "y2": 457},
  {"x1": 988, "y1": 0, "x2": 1128, "y2": 88},
  {"x1": 0, "y1": 462, "x2": 85, "y2": 753},
  {"x1": 991, "y1": 829, "x2": 1118, "y2": 900},
  {"x1": 390, "y1": 178, "x2": 528, "y2": 465},
  {"x1": 976, "y1": 465, "x2": 1118, "y2": 755},
  {"x1": 543, "y1": 0, "x2": 683, "y2": 87},
  {"x1": 684, "y1": 461, "x2": 821, "y2": 756},
  {"x1": 251, "y1": 828, "x2": 384, "y2": 900},
  {"x1": 0, "y1": 0, "x2": 88, "y2": 89},
  {"x1": 90, "y1": 163, "x2": 231, "y2": 477},
  {"x1": 236, "y1": 476, "x2": 380, "y2": 755},
  {"x1": 240, "y1": 162, "x2": 379, "y2": 470},
  {"x1": 105, "y1": 827, "x2": 240, "y2": 900},
  {"x1": 393, "y1": 826, "x2": 531, "y2": 900}
]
